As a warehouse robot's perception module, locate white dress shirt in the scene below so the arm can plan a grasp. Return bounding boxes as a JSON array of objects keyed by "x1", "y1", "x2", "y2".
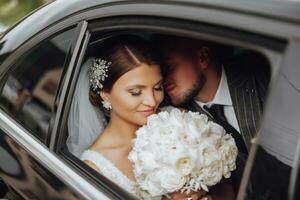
[{"x1": 195, "y1": 68, "x2": 241, "y2": 133}]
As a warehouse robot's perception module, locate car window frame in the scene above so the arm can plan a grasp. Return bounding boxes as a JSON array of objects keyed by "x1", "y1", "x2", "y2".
[
  {"x1": 275, "y1": 39, "x2": 300, "y2": 200},
  {"x1": 0, "y1": 25, "x2": 81, "y2": 146}
]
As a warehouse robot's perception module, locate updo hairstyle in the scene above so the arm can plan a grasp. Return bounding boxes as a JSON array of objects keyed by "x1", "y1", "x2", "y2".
[{"x1": 89, "y1": 35, "x2": 161, "y2": 107}]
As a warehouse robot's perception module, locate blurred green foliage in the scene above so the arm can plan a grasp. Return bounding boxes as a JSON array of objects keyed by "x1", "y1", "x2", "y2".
[{"x1": 0, "y1": 0, "x2": 44, "y2": 27}]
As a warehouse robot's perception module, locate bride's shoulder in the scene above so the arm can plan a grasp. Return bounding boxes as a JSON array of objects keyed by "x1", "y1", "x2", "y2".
[
  {"x1": 81, "y1": 149, "x2": 102, "y2": 173},
  {"x1": 159, "y1": 105, "x2": 188, "y2": 113}
]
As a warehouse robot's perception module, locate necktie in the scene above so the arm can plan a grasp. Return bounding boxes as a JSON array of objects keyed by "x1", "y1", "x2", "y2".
[{"x1": 204, "y1": 104, "x2": 248, "y2": 155}]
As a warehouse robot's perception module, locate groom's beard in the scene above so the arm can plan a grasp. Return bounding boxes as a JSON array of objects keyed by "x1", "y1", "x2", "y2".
[{"x1": 172, "y1": 73, "x2": 206, "y2": 106}]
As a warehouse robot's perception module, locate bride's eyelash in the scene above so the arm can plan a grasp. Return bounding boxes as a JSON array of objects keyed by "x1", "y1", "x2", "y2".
[
  {"x1": 128, "y1": 84, "x2": 163, "y2": 96},
  {"x1": 129, "y1": 89, "x2": 142, "y2": 96},
  {"x1": 154, "y1": 84, "x2": 163, "y2": 91}
]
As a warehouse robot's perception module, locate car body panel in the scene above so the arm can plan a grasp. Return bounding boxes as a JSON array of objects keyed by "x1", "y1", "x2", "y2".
[
  {"x1": 0, "y1": 111, "x2": 111, "y2": 200},
  {"x1": 1, "y1": 0, "x2": 300, "y2": 64},
  {"x1": 0, "y1": 0, "x2": 300, "y2": 199}
]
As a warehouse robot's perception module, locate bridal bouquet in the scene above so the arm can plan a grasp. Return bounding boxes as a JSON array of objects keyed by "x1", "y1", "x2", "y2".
[{"x1": 128, "y1": 108, "x2": 238, "y2": 199}]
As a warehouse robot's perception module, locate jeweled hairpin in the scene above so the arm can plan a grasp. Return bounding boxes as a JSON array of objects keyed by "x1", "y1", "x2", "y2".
[{"x1": 89, "y1": 58, "x2": 112, "y2": 91}]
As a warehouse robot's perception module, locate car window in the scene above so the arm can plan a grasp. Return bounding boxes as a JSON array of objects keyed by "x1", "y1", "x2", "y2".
[
  {"x1": 0, "y1": 28, "x2": 75, "y2": 143},
  {"x1": 61, "y1": 29, "x2": 288, "y2": 199}
]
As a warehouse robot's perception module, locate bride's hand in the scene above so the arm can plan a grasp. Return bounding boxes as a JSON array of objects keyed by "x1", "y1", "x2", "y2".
[{"x1": 161, "y1": 191, "x2": 200, "y2": 200}]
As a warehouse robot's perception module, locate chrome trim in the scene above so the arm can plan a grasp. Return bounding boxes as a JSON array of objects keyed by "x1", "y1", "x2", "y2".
[{"x1": 0, "y1": 110, "x2": 111, "y2": 200}]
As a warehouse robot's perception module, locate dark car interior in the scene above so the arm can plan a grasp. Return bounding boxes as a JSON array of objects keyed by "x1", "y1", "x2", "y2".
[{"x1": 56, "y1": 30, "x2": 292, "y2": 200}]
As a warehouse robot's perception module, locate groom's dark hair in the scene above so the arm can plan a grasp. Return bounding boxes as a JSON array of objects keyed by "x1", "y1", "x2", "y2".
[{"x1": 151, "y1": 34, "x2": 233, "y2": 68}]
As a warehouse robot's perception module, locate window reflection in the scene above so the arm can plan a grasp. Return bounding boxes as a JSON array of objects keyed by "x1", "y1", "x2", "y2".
[{"x1": 0, "y1": 28, "x2": 75, "y2": 142}]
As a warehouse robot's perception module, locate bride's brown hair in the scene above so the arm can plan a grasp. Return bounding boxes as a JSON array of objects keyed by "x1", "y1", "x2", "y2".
[{"x1": 89, "y1": 35, "x2": 161, "y2": 107}]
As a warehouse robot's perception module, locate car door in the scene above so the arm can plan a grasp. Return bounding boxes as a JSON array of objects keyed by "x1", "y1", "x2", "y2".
[
  {"x1": 0, "y1": 18, "x2": 113, "y2": 199},
  {"x1": 240, "y1": 38, "x2": 300, "y2": 200},
  {"x1": 1, "y1": 1, "x2": 299, "y2": 200}
]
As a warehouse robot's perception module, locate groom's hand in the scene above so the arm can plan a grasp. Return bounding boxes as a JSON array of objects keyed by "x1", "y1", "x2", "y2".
[{"x1": 162, "y1": 191, "x2": 200, "y2": 200}]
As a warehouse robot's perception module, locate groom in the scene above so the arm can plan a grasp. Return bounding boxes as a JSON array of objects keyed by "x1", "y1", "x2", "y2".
[{"x1": 155, "y1": 35, "x2": 290, "y2": 199}]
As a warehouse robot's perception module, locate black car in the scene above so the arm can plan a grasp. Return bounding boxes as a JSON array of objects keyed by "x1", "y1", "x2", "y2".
[{"x1": 0, "y1": 0, "x2": 300, "y2": 199}]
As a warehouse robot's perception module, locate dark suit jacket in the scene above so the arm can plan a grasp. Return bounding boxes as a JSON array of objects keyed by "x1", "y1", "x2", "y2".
[
  {"x1": 186, "y1": 52, "x2": 269, "y2": 151},
  {"x1": 184, "y1": 52, "x2": 290, "y2": 199}
]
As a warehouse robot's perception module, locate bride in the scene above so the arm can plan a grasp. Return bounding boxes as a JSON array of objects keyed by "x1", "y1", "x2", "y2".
[{"x1": 67, "y1": 35, "x2": 228, "y2": 200}]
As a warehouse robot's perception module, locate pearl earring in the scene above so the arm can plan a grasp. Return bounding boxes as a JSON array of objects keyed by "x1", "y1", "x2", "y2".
[{"x1": 101, "y1": 100, "x2": 112, "y2": 110}]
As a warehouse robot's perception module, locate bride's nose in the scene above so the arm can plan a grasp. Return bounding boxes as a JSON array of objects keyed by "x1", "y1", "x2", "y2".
[{"x1": 143, "y1": 91, "x2": 157, "y2": 107}]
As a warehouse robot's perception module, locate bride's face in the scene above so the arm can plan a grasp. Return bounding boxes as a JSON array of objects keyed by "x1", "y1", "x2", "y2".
[{"x1": 103, "y1": 63, "x2": 164, "y2": 126}]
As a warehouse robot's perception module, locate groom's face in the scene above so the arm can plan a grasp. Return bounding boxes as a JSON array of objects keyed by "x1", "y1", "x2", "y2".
[{"x1": 163, "y1": 51, "x2": 206, "y2": 106}]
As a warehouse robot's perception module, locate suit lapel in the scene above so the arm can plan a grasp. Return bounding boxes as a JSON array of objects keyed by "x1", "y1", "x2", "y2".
[
  {"x1": 185, "y1": 66, "x2": 264, "y2": 150},
  {"x1": 225, "y1": 67, "x2": 262, "y2": 150},
  {"x1": 185, "y1": 101, "x2": 214, "y2": 121}
]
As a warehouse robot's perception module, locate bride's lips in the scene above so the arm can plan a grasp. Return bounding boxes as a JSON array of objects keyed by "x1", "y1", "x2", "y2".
[{"x1": 137, "y1": 109, "x2": 155, "y2": 117}]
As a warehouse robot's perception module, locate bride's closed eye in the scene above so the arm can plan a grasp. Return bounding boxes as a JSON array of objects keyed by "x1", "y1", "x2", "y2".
[
  {"x1": 127, "y1": 81, "x2": 163, "y2": 96},
  {"x1": 154, "y1": 84, "x2": 163, "y2": 91},
  {"x1": 128, "y1": 88, "x2": 142, "y2": 96}
]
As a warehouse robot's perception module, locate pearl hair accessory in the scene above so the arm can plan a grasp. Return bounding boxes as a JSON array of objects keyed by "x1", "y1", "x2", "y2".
[{"x1": 89, "y1": 58, "x2": 112, "y2": 91}]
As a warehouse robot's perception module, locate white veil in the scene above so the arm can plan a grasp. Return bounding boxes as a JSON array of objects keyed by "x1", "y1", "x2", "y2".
[{"x1": 67, "y1": 58, "x2": 107, "y2": 157}]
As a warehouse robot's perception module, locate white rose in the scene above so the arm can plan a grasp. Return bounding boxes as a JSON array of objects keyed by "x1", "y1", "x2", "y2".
[
  {"x1": 199, "y1": 160, "x2": 223, "y2": 186},
  {"x1": 184, "y1": 122, "x2": 202, "y2": 145},
  {"x1": 138, "y1": 151, "x2": 159, "y2": 173},
  {"x1": 196, "y1": 141, "x2": 221, "y2": 168},
  {"x1": 137, "y1": 189, "x2": 162, "y2": 200},
  {"x1": 141, "y1": 172, "x2": 165, "y2": 197},
  {"x1": 132, "y1": 137, "x2": 148, "y2": 150},
  {"x1": 219, "y1": 135, "x2": 238, "y2": 176},
  {"x1": 128, "y1": 151, "x2": 137, "y2": 163},
  {"x1": 175, "y1": 156, "x2": 195, "y2": 175},
  {"x1": 205, "y1": 122, "x2": 225, "y2": 147},
  {"x1": 147, "y1": 114, "x2": 165, "y2": 129},
  {"x1": 161, "y1": 141, "x2": 189, "y2": 166},
  {"x1": 209, "y1": 121, "x2": 226, "y2": 136},
  {"x1": 157, "y1": 110, "x2": 170, "y2": 120},
  {"x1": 194, "y1": 119, "x2": 210, "y2": 138},
  {"x1": 159, "y1": 169, "x2": 186, "y2": 192},
  {"x1": 169, "y1": 109, "x2": 184, "y2": 127}
]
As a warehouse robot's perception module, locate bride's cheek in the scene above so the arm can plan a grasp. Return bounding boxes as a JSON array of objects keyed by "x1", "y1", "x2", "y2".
[{"x1": 157, "y1": 92, "x2": 164, "y2": 105}]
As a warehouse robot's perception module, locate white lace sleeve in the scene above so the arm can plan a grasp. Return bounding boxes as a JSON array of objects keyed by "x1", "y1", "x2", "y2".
[{"x1": 81, "y1": 150, "x2": 138, "y2": 196}]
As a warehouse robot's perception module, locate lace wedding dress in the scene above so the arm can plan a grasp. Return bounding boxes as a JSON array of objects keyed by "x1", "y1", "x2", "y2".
[{"x1": 81, "y1": 150, "x2": 140, "y2": 197}]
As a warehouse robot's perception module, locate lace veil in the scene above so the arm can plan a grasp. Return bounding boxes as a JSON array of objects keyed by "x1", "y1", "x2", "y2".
[{"x1": 67, "y1": 58, "x2": 107, "y2": 157}]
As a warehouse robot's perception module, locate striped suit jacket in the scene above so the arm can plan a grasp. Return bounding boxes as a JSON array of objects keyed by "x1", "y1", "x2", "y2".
[
  {"x1": 186, "y1": 51, "x2": 270, "y2": 152},
  {"x1": 184, "y1": 52, "x2": 271, "y2": 196}
]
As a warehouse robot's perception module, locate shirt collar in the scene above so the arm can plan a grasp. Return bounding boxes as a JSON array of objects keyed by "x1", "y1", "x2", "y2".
[{"x1": 195, "y1": 67, "x2": 232, "y2": 108}]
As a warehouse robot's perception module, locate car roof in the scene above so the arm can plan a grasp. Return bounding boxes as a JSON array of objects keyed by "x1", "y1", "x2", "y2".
[
  {"x1": 42, "y1": 0, "x2": 300, "y2": 25},
  {"x1": 1, "y1": 0, "x2": 300, "y2": 61}
]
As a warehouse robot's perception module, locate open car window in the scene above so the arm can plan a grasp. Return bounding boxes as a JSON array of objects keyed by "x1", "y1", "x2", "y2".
[{"x1": 55, "y1": 17, "x2": 294, "y2": 200}]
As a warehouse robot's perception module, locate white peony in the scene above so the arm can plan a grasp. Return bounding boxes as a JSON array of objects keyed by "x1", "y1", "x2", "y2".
[
  {"x1": 219, "y1": 135, "x2": 238, "y2": 178},
  {"x1": 159, "y1": 169, "x2": 186, "y2": 192},
  {"x1": 141, "y1": 172, "x2": 165, "y2": 196}
]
